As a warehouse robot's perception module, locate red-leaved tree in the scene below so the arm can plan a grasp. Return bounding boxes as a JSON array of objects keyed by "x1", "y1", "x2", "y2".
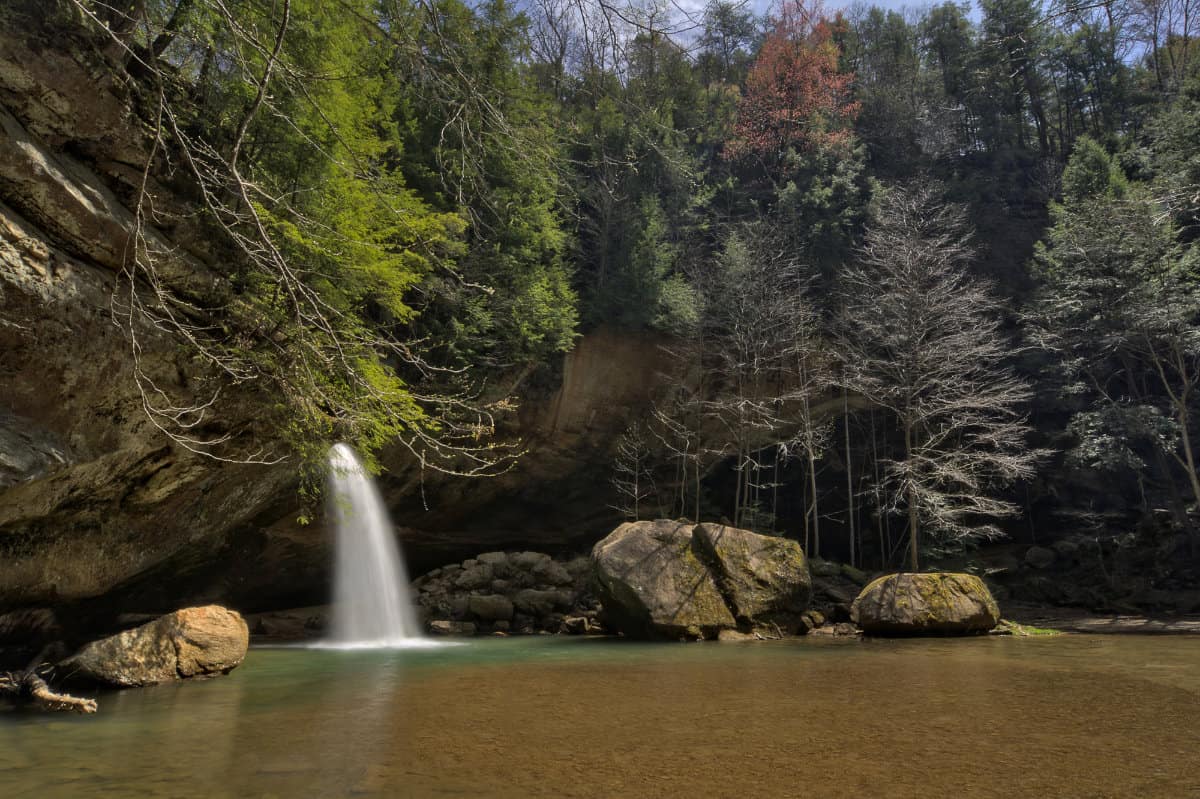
[{"x1": 725, "y1": 0, "x2": 858, "y2": 161}]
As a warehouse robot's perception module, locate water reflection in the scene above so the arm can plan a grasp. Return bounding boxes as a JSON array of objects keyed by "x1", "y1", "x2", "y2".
[{"x1": 2, "y1": 636, "x2": 1199, "y2": 798}]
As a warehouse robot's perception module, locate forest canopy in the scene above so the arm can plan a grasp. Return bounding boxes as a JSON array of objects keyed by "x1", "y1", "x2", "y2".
[{"x1": 52, "y1": 0, "x2": 1200, "y2": 568}]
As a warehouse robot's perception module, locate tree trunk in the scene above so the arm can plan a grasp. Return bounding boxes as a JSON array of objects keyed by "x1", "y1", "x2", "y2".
[
  {"x1": 844, "y1": 389, "x2": 855, "y2": 567},
  {"x1": 1174, "y1": 403, "x2": 1200, "y2": 557},
  {"x1": 771, "y1": 446, "x2": 780, "y2": 533},
  {"x1": 0, "y1": 671, "x2": 97, "y2": 714},
  {"x1": 869, "y1": 409, "x2": 885, "y2": 570},
  {"x1": 675, "y1": 446, "x2": 686, "y2": 519},
  {"x1": 1176, "y1": 405, "x2": 1200, "y2": 509},
  {"x1": 733, "y1": 441, "x2": 744, "y2": 528},
  {"x1": 905, "y1": 420, "x2": 919, "y2": 572},
  {"x1": 802, "y1": 460, "x2": 811, "y2": 555},
  {"x1": 808, "y1": 448, "x2": 820, "y2": 559}
]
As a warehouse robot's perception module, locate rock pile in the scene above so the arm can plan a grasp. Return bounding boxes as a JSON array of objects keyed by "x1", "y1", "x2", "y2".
[{"x1": 415, "y1": 551, "x2": 603, "y2": 635}]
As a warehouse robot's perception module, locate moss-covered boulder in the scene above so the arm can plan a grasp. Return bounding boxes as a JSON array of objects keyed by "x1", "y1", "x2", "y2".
[
  {"x1": 850, "y1": 573, "x2": 1000, "y2": 636},
  {"x1": 591, "y1": 520, "x2": 813, "y2": 639},
  {"x1": 592, "y1": 520, "x2": 735, "y2": 639},
  {"x1": 692, "y1": 523, "x2": 811, "y2": 634}
]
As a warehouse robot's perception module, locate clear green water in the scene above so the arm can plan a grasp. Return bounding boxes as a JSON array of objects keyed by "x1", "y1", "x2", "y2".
[{"x1": 2, "y1": 635, "x2": 1199, "y2": 798}]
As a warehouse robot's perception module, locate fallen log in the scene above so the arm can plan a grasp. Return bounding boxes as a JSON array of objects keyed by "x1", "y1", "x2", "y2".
[{"x1": 0, "y1": 669, "x2": 97, "y2": 714}]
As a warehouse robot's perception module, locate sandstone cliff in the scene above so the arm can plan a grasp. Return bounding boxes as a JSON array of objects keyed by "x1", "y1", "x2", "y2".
[{"x1": 0, "y1": 6, "x2": 668, "y2": 643}]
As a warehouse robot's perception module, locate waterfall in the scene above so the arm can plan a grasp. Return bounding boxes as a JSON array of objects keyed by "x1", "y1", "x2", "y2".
[{"x1": 324, "y1": 443, "x2": 425, "y2": 648}]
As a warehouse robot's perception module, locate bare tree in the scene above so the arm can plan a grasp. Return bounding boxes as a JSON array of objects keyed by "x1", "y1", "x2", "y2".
[
  {"x1": 786, "y1": 310, "x2": 834, "y2": 555},
  {"x1": 838, "y1": 180, "x2": 1039, "y2": 571},
  {"x1": 647, "y1": 389, "x2": 701, "y2": 520},
  {"x1": 611, "y1": 421, "x2": 657, "y2": 519},
  {"x1": 1130, "y1": 0, "x2": 1198, "y2": 93},
  {"x1": 694, "y1": 228, "x2": 832, "y2": 536}
]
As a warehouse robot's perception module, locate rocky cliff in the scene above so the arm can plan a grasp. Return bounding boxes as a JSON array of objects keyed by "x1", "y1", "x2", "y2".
[
  {"x1": 0, "y1": 7, "x2": 298, "y2": 626},
  {"x1": 0, "y1": 7, "x2": 669, "y2": 643}
]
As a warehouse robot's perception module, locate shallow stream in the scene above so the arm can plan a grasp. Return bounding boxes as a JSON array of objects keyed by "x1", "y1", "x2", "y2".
[{"x1": 3, "y1": 635, "x2": 1199, "y2": 797}]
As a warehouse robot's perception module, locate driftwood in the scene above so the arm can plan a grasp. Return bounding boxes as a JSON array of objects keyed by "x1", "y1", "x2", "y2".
[{"x1": 0, "y1": 669, "x2": 97, "y2": 714}]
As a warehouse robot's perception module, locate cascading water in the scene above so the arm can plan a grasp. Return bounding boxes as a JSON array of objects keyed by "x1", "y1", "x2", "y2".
[{"x1": 324, "y1": 443, "x2": 427, "y2": 648}]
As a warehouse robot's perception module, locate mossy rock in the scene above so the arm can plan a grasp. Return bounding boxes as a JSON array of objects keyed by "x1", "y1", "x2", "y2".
[
  {"x1": 591, "y1": 521, "x2": 814, "y2": 639},
  {"x1": 692, "y1": 523, "x2": 811, "y2": 634},
  {"x1": 591, "y1": 520, "x2": 735, "y2": 640},
  {"x1": 850, "y1": 573, "x2": 1001, "y2": 636}
]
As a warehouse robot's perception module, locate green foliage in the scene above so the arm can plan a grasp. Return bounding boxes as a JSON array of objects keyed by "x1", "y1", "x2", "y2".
[
  {"x1": 843, "y1": 7, "x2": 924, "y2": 174},
  {"x1": 154, "y1": 0, "x2": 478, "y2": 465},
  {"x1": 75, "y1": 0, "x2": 586, "y2": 488},
  {"x1": 1031, "y1": 90, "x2": 1200, "y2": 533},
  {"x1": 388, "y1": 0, "x2": 578, "y2": 365},
  {"x1": 61, "y1": 0, "x2": 1200, "y2": 561},
  {"x1": 1137, "y1": 80, "x2": 1200, "y2": 232},
  {"x1": 1061, "y1": 137, "x2": 1127, "y2": 202},
  {"x1": 772, "y1": 144, "x2": 873, "y2": 268},
  {"x1": 698, "y1": 1, "x2": 759, "y2": 85},
  {"x1": 592, "y1": 196, "x2": 699, "y2": 333},
  {"x1": 1066, "y1": 406, "x2": 1178, "y2": 474}
]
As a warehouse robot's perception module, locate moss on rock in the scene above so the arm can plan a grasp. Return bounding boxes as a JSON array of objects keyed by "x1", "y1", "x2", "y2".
[
  {"x1": 591, "y1": 521, "x2": 813, "y2": 639},
  {"x1": 692, "y1": 523, "x2": 811, "y2": 634},
  {"x1": 851, "y1": 572, "x2": 1001, "y2": 636}
]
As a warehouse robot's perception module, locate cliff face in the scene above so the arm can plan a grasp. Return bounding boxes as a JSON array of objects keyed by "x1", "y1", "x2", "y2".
[
  {"x1": 0, "y1": 11, "x2": 295, "y2": 618},
  {"x1": 0, "y1": 11, "x2": 669, "y2": 629}
]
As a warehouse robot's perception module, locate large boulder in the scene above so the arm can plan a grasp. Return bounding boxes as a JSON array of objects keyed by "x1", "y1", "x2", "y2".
[
  {"x1": 850, "y1": 573, "x2": 1001, "y2": 636},
  {"x1": 692, "y1": 523, "x2": 811, "y2": 634},
  {"x1": 592, "y1": 520, "x2": 735, "y2": 639},
  {"x1": 591, "y1": 520, "x2": 813, "y2": 640},
  {"x1": 60, "y1": 605, "x2": 249, "y2": 687}
]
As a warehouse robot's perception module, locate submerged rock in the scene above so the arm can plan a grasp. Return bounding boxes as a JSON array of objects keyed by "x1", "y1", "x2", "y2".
[
  {"x1": 850, "y1": 573, "x2": 1001, "y2": 636},
  {"x1": 429, "y1": 620, "x2": 477, "y2": 636},
  {"x1": 60, "y1": 605, "x2": 248, "y2": 687},
  {"x1": 591, "y1": 520, "x2": 813, "y2": 640}
]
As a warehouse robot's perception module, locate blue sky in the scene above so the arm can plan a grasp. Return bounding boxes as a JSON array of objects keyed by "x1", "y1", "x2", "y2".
[{"x1": 669, "y1": 0, "x2": 977, "y2": 23}]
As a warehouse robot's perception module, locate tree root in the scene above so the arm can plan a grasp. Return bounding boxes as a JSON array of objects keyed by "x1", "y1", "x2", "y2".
[{"x1": 0, "y1": 670, "x2": 97, "y2": 714}]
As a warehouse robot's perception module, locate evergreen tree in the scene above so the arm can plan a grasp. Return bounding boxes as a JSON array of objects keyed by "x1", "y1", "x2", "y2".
[{"x1": 1032, "y1": 138, "x2": 1200, "y2": 545}]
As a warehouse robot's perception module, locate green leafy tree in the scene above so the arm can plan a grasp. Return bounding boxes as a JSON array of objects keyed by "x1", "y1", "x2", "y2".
[
  {"x1": 1032, "y1": 139, "x2": 1200, "y2": 545},
  {"x1": 1062, "y1": 136, "x2": 1129, "y2": 201},
  {"x1": 394, "y1": 0, "x2": 578, "y2": 366},
  {"x1": 67, "y1": 0, "x2": 563, "y2": 483},
  {"x1": 979, "y1": 0, "x2": 1051, "y2": 154},
  {"x1": 843, "y1": 7, "x2": 925, "y2": 175},
  {"x1": 697, "y1": 1, "x2": 760, "y2": 86}
]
